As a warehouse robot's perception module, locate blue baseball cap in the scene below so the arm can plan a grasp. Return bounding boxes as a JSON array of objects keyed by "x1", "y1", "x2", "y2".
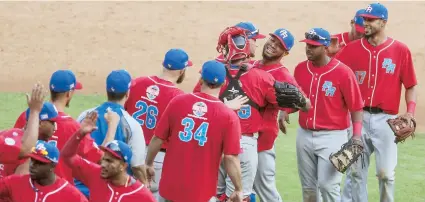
[
  {"x1": 28, "y1": 140, "x2": 60, "y2": 164},
  {"x1": 25, "y1": 102, "x2": 59, "y2": 121},
  {"x1": 300, "y1": 28, "x2": 331, "y2": 47},
  {"x1": 354, "y1": 9, "x2": 365, "y2": 33},
  {"x1": 162, "y1": 49, "x2": 193, "y2": 70},
  {"x1": 360, "y1": 3, "x2": 388, "y2": 20},
  {"x1": 235, "y1": 22, "x2": 266, "y2": 40},
  {"x1": 49, "y1": 70, "x2": 83, "y2": 93},
  {"x1": 100, "y1": 140, "x2": 132, "y2": 165},
  {"x1": 106, "y1": 70, "x2": 132, "y2": 93},
  {"x1": 201, "y1": 60, "x2": 226, "y2": 85},
  {"x1": 269, "y1": 28, "x2": 295, "y2": 51}
]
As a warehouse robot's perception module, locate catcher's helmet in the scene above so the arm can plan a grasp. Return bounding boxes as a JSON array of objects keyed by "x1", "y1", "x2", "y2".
[{"x1": 216, "y1": 26, "x2": 251, "y2": 63}]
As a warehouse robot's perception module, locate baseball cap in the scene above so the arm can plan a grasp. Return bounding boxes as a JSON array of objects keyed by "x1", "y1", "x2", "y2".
[
  {"x1": 235, "y1": 22, "x2": 266, "y2": 40},
  {"x1": 162, "y1": 49, "x2": 193, "y2": 70},
  {"x1": 106, "y1": 70, "x2": 132, "y2": 93},
  {"x1": 354, "y1": 9, "x2": 366, "y2": 33},
  {"x1": 28, "y1": 140, "x2": 60, "y2": 164},
  {"x1": 100, "y1": 140, "x2": 132, "y2": 165},
  {"x1": 300, "y1": 28, "x2": 331, "y2": 47},
  {"x1": 25, "y1": 102, "x2": 59, "y2": 121},
  {"x1": 201, "y1": 60, "x2": 226, "y2": 85},
  {"x1": 49, "y1": 70, "x2": 83, "y2": 93},
  {"x1": 269, "y1": 28, "x2": 295, "y2": 51},
  {"x1": 360, "y1": 3, "x2": 388, "y2": 20}
]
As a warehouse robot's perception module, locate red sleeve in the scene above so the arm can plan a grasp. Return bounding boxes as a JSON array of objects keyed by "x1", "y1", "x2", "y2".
[
  {"x1": 341, "y1": 67, "x2": 364, "y2": 112},
  {"x1": 0, "y1": 175, "x2": 14, "y2": 198},
  {"x1": 193, "y1": 79, "x2": 202, "y2": 93},
  {"x1": 13, "y1": 112, "x2": 26, "y2": 129},
  {"x1": 140, "y1": 187, "x2": 156, "y2": 202},
  {"x1": 0, "y1": 132, "x2": 22, "y2": 163},
  {"x1": 223, "y1": 112, "x2": 241, "y2": 155},
  {"x1": 400, "y1": 47, "x2": 417, "y2": 88},
  {"x1": 78, "y1": 135, "x2": 103, "y2": 163},
  {"x1": 154, "y1": 101, "x2": 173, "y2": 140}
]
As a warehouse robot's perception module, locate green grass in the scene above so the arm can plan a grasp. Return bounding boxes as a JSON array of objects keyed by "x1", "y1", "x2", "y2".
[{"x1": 1, "y1": 92, "x2": 424, "y2": 201}]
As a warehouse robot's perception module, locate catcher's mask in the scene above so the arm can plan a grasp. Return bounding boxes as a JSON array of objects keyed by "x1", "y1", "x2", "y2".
[{"x1": 216, "y1": 27, "x2": 251, "y2": 63}]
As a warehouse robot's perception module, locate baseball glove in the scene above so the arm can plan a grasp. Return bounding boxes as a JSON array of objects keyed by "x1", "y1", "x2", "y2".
[
  {"x1": 329, "y1": 138, "x2": 364, "y2": 173},
  {"x1": 274, "y1": 81, "x2": 306, "y2": 109},
  {"x1": 387, "y1": 114, "x2": 416, "y2": 144}
]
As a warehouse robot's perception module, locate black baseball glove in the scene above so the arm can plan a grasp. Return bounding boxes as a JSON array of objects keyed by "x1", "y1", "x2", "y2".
[{"x1": 274, "y1": 81, "x2": 307, "y2": 109}]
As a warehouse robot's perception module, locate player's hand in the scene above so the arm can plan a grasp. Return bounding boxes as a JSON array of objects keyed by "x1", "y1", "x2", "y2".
[
  {"x1": 104, "y1": 108, "x2": 120, "y2": 125},
  {"x1": 145, "y1": 164, "x2": 155, "y2": 188},
  {"x1": 278, "y1": 110, "x2": 290, "y2": 134},
  {"x1": 227, "y1": 191, "x2": 243, "y2": 202},
  {"x1": 79, "y1": 111, "x2": 98, "y2": 135},
  {"x1": 26, "y1": 82, "x2": 46, "y2": 112},
  {"x1": 224, "y1": 95, "x2": 249, "y2": 110},
  {"x1": 328, "y1": 38, "x2": 342, "y2": 56}
]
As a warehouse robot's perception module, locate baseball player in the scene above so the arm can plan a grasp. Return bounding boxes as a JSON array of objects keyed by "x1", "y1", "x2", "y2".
[
  {"x1": 0, "y1": 140, "x2": 88, "y2": 202},
  {"x1": 12, "y1": 70, "x2": 103, "y2": 187},
  {"x1": 145, "y1": 60, "x2": 244, "y2": 202},
  {"x1": 61, "y1": 111, "x2": 156, "y2": 202},
  {"x1": 76, "y1": 69, "x2": 147, "y2": 196},
  {"x1": 328, "y1": 9, "x2": 366, "y2": 57},
  {"x1": 215, "y1": 22, "x2": 266, "y2": 63},
  {"x1": 294, "y1": 27, "x2": 364, "y2": 202},
  {"x1": 124, "y1": 48, "x2": 191, "y2": 201},
  {"x1": 251, "y1": 28, "x2": 310, "y2": 202},
  {"x1": 335, "y1": 3, "x2": 418, "y2": 202}
]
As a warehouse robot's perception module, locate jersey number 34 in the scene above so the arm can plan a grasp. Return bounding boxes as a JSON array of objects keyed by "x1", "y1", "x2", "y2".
[
  {"x1": 132, "y1": 100, "x2": 159, "y2": 129},
  {"x1": 178, "y1": 117, "x2": 209, "y2": 146}
]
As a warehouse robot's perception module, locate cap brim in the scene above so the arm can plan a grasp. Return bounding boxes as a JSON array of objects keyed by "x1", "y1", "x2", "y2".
[
  {"x1": 269, "y1": 33, "x2": 288, "y2": 50},
  {"x1": 300, "y1": 39, "x2": 323, "y2": 46},
  {"x1": 75, "y1": 82, "x2": 83, "y2": 90},
  {"x1": 359, "y1": 14, "x2": 381, "y2": 19},
  {"x1": 355, "y1": 24, "x2": 365, "y2": 33},
  {"x1": 252, "y1": 33, "x2": 266, "y2": 39},
  {"x1": 28, "y1": 154, "x2": 52, "y2": 163},
  {"x1": 100, "y1": 146, "x2": 123, "y2": 160}
]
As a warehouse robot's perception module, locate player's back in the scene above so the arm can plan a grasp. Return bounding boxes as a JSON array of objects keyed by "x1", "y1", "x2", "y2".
[
  {"x1": 125, "y1": 76, "x2": 184, "y2": 145},
  {"x1": 159, "y1": 92, "x2": 240, "y2": 202}
]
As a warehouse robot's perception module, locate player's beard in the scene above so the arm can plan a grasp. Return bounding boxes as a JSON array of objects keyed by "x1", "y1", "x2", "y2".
[
  {"x1": 176, "y1": 70, "x2": 186, "y2": 84},
  {"x1": 65, "y1": 99, "x2": 71, "y2": 108},
  {"x1": 262, "y1": 51, "x2": 282, "y2": 62}
]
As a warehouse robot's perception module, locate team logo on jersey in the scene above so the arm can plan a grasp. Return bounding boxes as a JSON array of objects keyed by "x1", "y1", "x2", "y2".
[
  {"x1": 4, "y1": 137, "x2": 15, "y2": 146},
  {"x1": 192, "y1": 102, "x2": 208, "y2": 118},
  {"x1": 322, "y1": 81, "x2": 336, "y2": 97},
  {"x1": 382, "y1": 58, "x2": 396, "y2": 74},
  {"x1": 146, "y1": 85, "x2": 160, "y2": 100}
]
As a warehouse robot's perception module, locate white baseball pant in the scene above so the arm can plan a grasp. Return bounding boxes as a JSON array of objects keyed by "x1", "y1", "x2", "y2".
[
  {"x1": 145, "y1": 150, "x2": 166, "y2": 202},
  {"x1": 253, "y1": 146, "x2": 282, "y2": 202}
]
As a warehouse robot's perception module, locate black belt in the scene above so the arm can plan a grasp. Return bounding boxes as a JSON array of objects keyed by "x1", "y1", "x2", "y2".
[
  {"x1": 363, "y1": 106, "x2": 384, "y2": 114},
  {"x1": 160, "y1": 148, "x2": 167, "y2": 153}
]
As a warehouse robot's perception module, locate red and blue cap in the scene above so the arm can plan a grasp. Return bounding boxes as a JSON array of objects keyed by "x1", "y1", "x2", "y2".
[
  {"x1": 162, "y1": 49, "x2": 193, "y2": 70},
  {"x1": 100, "y1": 140, "x2": 132, "y2": 165},
  {"x1": 360, "y1": 3, "x2": 388, "y2": 20},
  {"x1": 235, "y1": 22, "x2": 266, "y2": 40},
  {"x1": 25, "y1": 102, "x2": 59, "y2": 121},
  {"x1": 354, "y1": 9, "x2": 366, "y2": 33},
  {"x1": 201, "y1": 60, "x2": 226, "y2": 85},
  {"x1": 300, "y1": 28, "x2": 331, "y2": 47},
  {"x1": 28, "y1": 140, "x2": 60, "y2": 164},
  {"x1": 49, "y1": 70, "x2": 83, "y2": 93},
  {"x1": 106, "y1": 70, "x2": 132, "y2": 93},
  {"x1": 269, "y1": 28, "x2": 295, "y2": 51}
]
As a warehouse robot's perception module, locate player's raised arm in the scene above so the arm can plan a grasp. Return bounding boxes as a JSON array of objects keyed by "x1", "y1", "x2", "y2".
[{"x1": 19, "y1": 83, "x2": 45, "y2": 158}]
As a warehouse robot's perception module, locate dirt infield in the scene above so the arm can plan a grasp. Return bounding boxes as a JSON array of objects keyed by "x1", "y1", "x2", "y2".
[{"x1": 0, "y1": 2, "x2": 423, "y2": 131}]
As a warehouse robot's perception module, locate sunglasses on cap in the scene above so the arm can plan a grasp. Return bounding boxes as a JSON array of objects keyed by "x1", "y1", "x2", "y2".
[
  {"x1": 246, "y1": 29, "x2": 259, "y2": 39},
  {"x1": 305, "y1": 32, "x2": 329, "y2": 41}
]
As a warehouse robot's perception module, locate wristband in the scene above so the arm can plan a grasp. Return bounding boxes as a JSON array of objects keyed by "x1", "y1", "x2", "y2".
[
  {"x1": 352, "y1": 121, "x2": 362, "y2": 137},
  {"x1": 407, "y1": 101, "x2": 416, "y2": 115}
]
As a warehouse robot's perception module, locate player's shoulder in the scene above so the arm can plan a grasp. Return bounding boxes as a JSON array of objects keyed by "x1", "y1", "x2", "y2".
[{"x1": 390, "y1": 38, "x2": 411, "y2": 51}]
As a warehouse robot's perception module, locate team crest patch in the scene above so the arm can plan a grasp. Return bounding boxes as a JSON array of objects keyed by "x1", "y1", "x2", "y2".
[
  {"x1": 146, "y1": 85, "x2": 160, "y2": 100},
  {"x1": 4, "y1": 138, "x2": 15, "y2": 146},
  {"x1": 322, "y1": 81, "x2": 336, "y2": 97},
  {"x1": 382, "y1": 58, "x2": 396, "y2": 74},
  {"x1": 192, "y1": 102, "x2": 208, "y2": 117}
]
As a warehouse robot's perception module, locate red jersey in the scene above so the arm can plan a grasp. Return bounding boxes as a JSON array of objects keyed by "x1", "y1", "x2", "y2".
[
  {"x1": 14, "y1": 111, "x2": 103, "y2": 184},
  {"x1": 154, "y1": 92, "x2": 241, "y2": 202},
  {"x1": 0, "y1": 129, "x2": 27, "y2": 179},
  {"x1": 193, "y1": 66, "x2": 279, "y2": 134},
  {"x1": 124, "y1": 76, "x2": 184, "y2": 148},
  {"x1": 0, "y1": 129, "x2": 22, "y2": 164},
  {"x1": 252, "y1": 60, "x2": 302, "y2": 151},
  {"x1": 0, "y1": 174, "x2": 88, "y2": 202},
  {"x1": 332, "y1": 32, "x2": 351, "y2": 49},
  {"x1": 69, "y1": 156, "x2": 155, "y2": 202},
  {"x1": 335, "y1": 38, "x2": 417, "y2": 114},
  {"x1": 294, "y1": 58, "x2": 363, "y2": 130}
]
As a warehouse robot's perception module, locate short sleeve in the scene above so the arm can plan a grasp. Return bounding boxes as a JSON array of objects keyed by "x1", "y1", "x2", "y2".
[
  {"x1": 400, "y1": 47, "x2": 418, "y2": 88},
  {"x1": 223, "y1": 112, "x2": 241, "y2": 155},
  {"x1": 125, "y1": 112, "x2": 146, "y2": 167},
  {"x1": 0, "y1": 133, "x2": 22, "y2": 163},
  {"x1": 13, "y1": 111, "x2": 26, "y2": 129},
  {"x1": 340, "y1": 68, "x2": 364, "y2": 112}
]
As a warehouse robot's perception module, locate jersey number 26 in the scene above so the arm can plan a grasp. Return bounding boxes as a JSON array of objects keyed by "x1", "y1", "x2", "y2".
[
  {"x1": 178, "y1": 117, "x2": 209, "y2": 146},
  {"x1": 132, "y1": 100, "x2": 159, "y2": 129}
]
